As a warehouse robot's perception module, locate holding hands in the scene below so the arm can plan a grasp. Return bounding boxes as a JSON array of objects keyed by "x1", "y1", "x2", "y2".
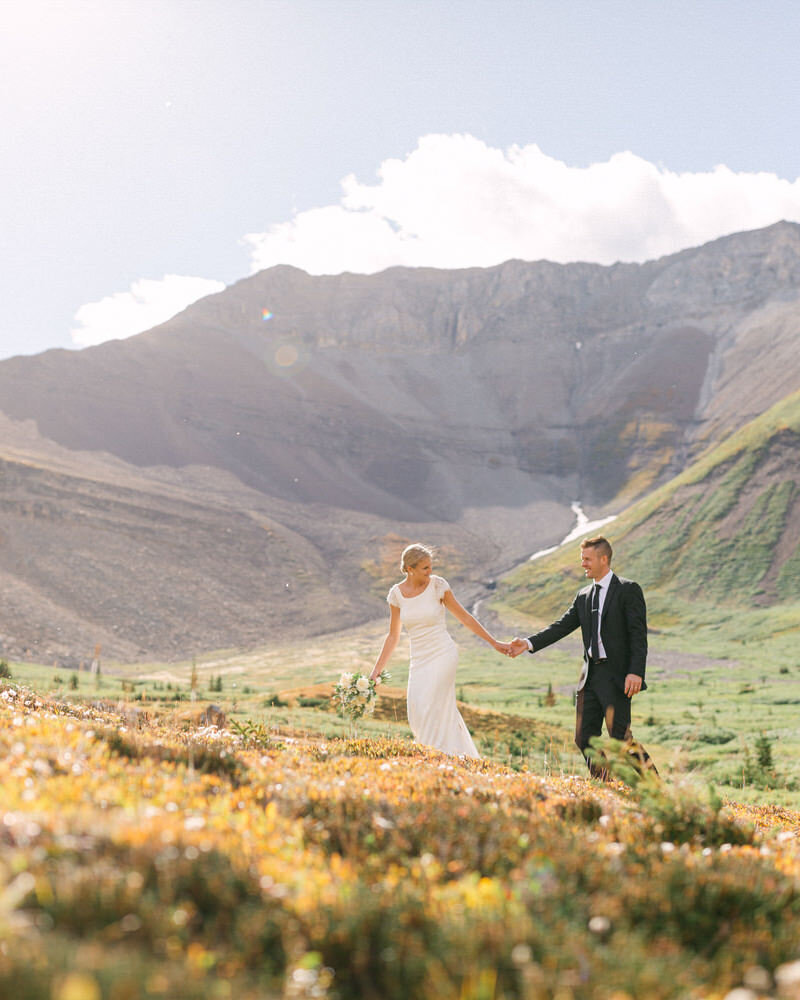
[{"x1": 491, "y1": 637, "x2": 529, "y2": 657}]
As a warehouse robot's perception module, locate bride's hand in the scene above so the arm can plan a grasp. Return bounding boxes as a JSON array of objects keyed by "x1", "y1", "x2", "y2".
[{"x1": 493, "y1": 640, "x2": 513, "y2": 656}]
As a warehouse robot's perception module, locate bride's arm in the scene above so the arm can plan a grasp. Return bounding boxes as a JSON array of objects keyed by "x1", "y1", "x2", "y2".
[
  {"x1": 442, "y1": 590, "x2": 511, "y2": 654},
  {"x1": 370, "y1": 605, "x2": 402, "y2": 681}
]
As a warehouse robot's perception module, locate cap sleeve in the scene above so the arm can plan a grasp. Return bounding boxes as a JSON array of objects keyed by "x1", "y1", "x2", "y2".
[
  {"x1": 434, "y1": 576, "x2": 451, "y2": 600},
  {"x1": 387, "y1": 584, "x2": 401, "y2": 608}
]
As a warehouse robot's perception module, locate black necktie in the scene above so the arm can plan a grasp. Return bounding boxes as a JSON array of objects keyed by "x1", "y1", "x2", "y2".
[{"x1": 590, "y1": 583, "x2": 601, "y2": 661}]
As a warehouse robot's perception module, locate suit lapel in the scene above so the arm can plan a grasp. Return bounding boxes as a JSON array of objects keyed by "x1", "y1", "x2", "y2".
[
  {"x1": 578, "y1": 583, "x2": 594, "y2": 654},
  {"x1": 579, "y1": 582, "x2": 594, "y2": 623},
  {"x1": 601, "y1": 573, "x2": 619, "y2": 623}
]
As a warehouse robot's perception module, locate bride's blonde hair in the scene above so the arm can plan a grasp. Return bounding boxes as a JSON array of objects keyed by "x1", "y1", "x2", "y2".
[{"x1": 401, "y1": 543, "x2": 434, "y2": 572}]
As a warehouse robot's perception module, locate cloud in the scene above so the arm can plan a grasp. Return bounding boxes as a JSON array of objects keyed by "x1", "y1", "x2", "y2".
[
  {"x1": 70, "y1": 275, "x2": 226, "y2": 348},
  {"x1": 71, "y1": 136, "x2": 800, "y2": 350},
  {"x1": 244, "y1": 133, "x2": 800, "y2": 274}
]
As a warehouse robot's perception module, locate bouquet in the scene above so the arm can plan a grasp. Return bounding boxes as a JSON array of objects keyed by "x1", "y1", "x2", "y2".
[{"x1": 334, "y1": 671, "x2": 388, "y2": 725}]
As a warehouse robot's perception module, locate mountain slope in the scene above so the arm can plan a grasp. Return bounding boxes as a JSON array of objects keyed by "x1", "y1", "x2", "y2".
[
  {"x1": 0, "y1": 414, "x2": 527, "y2": 664},
  {"x1": 494, "y1": 387, "x2": 800, "y2": 625}
]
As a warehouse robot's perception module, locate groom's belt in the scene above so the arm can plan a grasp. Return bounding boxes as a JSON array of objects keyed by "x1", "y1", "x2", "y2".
[{"x1": 588, "y1": 656, "x2": 608, "y2": 665}]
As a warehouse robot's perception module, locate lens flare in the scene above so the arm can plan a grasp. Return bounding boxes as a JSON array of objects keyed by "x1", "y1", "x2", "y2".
[
  {"x1": 274, "y1": 344, "x2": 299, "y2": 368},
  {"x1": 262, "y1": 309, "x2": 273, "y2": 321}
]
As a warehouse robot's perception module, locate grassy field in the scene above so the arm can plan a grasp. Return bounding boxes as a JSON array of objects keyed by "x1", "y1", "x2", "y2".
[
  {"x1": 6, "y1": 586, "x2": 799, "y2": 810},
  {"x1": 3, "y1": 673, "x2": 800, "y2": 1000}
]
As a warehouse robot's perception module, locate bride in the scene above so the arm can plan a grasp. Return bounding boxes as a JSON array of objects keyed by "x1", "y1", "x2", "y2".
[{"x1": 370, "y1": 543, "x2": 511, "y2": 758}]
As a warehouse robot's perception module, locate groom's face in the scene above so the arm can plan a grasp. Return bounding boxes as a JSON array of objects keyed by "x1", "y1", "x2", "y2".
[{"x1": 581, "y1": 546, "x2": 608, "y2": 581}]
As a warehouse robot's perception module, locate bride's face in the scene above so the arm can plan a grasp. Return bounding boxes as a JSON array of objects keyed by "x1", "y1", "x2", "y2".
[{"x1": 408, "y1": 557, "x2": 432, "y2": 585}]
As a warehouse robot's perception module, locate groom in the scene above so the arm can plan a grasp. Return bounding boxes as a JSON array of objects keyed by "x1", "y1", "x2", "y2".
[{"x1": 509, "y1": 536, "x2": 656, "y2": 780}]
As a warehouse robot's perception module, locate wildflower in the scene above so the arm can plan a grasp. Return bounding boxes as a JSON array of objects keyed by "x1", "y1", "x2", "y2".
[
  {"x1": 511, "y1": 943, "x2": 533, "y2": 965},
  {"x1": 588, "y1": 915, "x2": 612, "y2": 936},
  {"x1": 775, "y1": 960, "x2": 800, "y2": 991}
]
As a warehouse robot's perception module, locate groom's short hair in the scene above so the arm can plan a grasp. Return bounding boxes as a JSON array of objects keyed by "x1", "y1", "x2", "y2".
[{"x1": 581, "y1": 536, "x2": 613, "y2": 562}]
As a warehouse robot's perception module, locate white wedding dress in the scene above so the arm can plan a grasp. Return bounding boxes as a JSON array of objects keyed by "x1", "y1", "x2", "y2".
[{"x1": 388, "y1": 575, "x2": 479, "y2": 758}]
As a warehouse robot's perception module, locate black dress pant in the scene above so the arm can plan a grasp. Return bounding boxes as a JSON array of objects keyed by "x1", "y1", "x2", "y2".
[{"x1": 575, "y1": 659, "x2": 655, "y2": 780}]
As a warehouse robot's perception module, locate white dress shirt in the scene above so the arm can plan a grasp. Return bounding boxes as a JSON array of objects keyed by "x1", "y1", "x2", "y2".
[
  {"x1": 588, "y1": 569, "x2": 613, "y2": 660},
  {"x1": 527, "y1": 570, "x2": 614, "y2": 692},
  {"x1": 525, "y1": 570, "x2": 614, "y2": 654}
]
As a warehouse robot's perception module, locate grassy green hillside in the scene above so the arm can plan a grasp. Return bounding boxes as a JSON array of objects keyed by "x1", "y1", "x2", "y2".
[
  {"x1": 3, "y1": 679, "x2": 800, "y2": 1000},
  {"x1": 494, "y1": 386, "x2": 800, "y2": 626}
]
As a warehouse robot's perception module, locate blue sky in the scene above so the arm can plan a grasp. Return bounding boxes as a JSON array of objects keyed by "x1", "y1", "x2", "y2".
[{"x1": 2, "y1": 0, "x2": 800, "y2": 359}]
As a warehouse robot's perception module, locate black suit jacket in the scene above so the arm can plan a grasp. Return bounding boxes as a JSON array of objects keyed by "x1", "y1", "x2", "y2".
[{"x1": 527, "y1": 573, "x2": 648, "y2": 691}]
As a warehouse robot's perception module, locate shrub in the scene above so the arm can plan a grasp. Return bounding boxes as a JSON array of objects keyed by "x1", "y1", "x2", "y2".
[
  {"x1": 229, "y1": 719, "x2": 285, "y2": 751},
  {"x1": 298, "y1": 695, "x2": 329, "y2": 708},
  {"x1": 755, "y1": 733, "x2": 774, "y2": 770},
  {"x1": 264, "y1": 693, "x2": 288, "y2": 707}
]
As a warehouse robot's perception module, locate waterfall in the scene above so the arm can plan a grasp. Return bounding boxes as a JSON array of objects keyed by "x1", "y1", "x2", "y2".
[
  {"x1": 529, "y1": 502, "x2": 616, "y2": 561},
  {"x1": 470, "y1": 501, "x2": 617, "y2": 615}
]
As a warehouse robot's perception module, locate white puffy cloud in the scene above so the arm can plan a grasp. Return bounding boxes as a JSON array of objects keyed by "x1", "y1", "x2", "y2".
[
  {"x1": 70, "y1": 274, "x2": 226, "y2": 348},
  {"x1": 245, "y1": 133, "x2": 800, "y2": 274},
  {"x1": 71, "y1": 136, "x2": 800, "y2": 350}
]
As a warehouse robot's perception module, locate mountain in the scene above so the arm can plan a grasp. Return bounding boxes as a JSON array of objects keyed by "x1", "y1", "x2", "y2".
[
  {"x1": 1, "y1": 222, "x2": 799, "y2": 664},
  {"x1": 493, "y1": 387, "x2": 800, "y2": 626},
  {"x1": 0, "y1": 416, "x2": 506, "y2": 665}
]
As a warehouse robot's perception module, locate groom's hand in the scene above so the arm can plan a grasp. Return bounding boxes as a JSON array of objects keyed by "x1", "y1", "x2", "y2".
[
  {"x1": 509, "y1": 637, "x2": 529, "y2": 658},
  {"x1": 624, "y1": 673, "x2": 642, "y2": 697}
]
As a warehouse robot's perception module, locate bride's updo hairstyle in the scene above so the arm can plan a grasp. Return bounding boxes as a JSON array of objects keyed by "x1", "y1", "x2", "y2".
[{"x1": 401, "y1": 543, "x2": 434, "y2": 573}]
